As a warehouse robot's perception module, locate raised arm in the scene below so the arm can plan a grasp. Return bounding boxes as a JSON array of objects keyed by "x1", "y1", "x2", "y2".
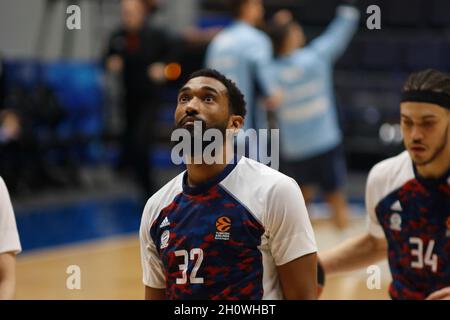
[{"x1": 309, "y1": 4, "x2": 360, "y2": 62}]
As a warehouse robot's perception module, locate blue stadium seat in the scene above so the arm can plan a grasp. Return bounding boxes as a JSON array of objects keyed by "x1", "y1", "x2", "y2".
[
  {"x1": 3, "y1": 59, "x2": 40, "y2": 89},
  {"x1": 403, "y1": 39, "x2": 443, "y2": 71},
  {"x1": 360, "y1": 38, "x2": 403, "y2": 71},
  {"x1": 197, "y1": 14, "x2": 232, "y2": 29},
  {"x1": 151, "y1": 146, "x2": 177, "y2": 168},
  {"x1": 43, "y1": 61, "x2": 103, "y2": 138}
]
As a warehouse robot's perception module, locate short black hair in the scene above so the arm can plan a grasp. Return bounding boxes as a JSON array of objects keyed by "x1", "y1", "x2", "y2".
[
  {"x1": 186, "y1": 68, "x2": 247, "y2": 117},
  {"x1": 403, "y1": 69, "x2": 450, "y2": 95}
]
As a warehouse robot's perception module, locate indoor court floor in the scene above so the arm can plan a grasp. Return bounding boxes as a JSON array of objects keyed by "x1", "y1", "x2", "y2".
[{"x1": 15, "y1": 217, "x2": 391, "y2": 300}]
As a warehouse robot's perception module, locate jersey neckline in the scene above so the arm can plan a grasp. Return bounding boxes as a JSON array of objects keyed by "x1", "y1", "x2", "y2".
[
  {"x1": 412, "y1": 160, "x2": 450, "y2": 187},
  {"x1": 182, "y1": 156, "x2": 242, "y2": 195}
]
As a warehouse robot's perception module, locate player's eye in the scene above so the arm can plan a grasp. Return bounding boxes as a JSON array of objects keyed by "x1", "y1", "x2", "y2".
[
  {"x1": 178, "y1": 95, "x2": 190, "y2": 103},
  {"x1": 204, "y1": 95, "x2": 215, "y2": 103},
  {"x1": 422, "y1": 121, "x2": 436, "y2": 129},
  {"x1": 402, "y1": 120, "x2": 413, "y2": 128}
]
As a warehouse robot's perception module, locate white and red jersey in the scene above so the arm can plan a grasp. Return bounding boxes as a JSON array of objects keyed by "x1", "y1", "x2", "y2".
[
  {"x1": 366, "y1": 151, "x2": 450, "y2": 299},
  {"x1": 140, "y1": 156, "x2": 317, "y2": 299},
  {"x1": 0, "y1": 177, "x2": 21, "y2": 255}
]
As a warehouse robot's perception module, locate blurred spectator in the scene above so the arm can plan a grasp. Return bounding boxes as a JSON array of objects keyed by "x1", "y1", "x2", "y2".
[
  {"x1": 205, "y1": 0, "x2": 281, "y2": 160},
  {"x1": 267, "y1": 3, "x2": 360, "y2": 229},
  {"x1": 0, "y1": 54, "x2": 70, "y2": 194},
  {"x1": 103, "y1": 0, "x2": 179, "y2": 199}
]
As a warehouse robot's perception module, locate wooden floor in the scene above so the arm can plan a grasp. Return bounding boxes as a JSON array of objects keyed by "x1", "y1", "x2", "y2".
[{"x1": 16, "y1": 218, "x2": 390, "y2": 300}]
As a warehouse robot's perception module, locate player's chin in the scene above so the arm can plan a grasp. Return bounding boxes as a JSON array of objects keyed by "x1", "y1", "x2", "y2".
[{"x1": 407, "y1": 146, "x2": 428, "y2": 159}]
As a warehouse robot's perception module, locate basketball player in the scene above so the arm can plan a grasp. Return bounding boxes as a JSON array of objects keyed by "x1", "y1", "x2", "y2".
[
  {"x1": 0, "y1": 177, "x2": 21, "y2": 299},
  {"x1": 140, "y1": 69, "x2": 318, "y2": 300},
  {"x1": 321, "y1": 69, "x2": 450, "y2": 299}
]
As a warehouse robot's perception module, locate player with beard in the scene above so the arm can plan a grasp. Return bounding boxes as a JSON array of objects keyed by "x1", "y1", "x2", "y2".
[
  {"x1": 139, "y1": 69, "x2": 318, "y2": 300},
  {"x1": 320, "y1": 69, "x2": 450, "y2": 299}
]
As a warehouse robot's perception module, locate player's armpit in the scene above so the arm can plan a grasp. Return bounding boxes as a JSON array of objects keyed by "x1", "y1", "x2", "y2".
[
  {"x1": 145, "y1": 286, "x2": 165, "y2": 300},
  {"x1": 426, "y1": 287, "x2": 450, "y2": 300},
  {"x1": 0, "y1": 252, "x2": 16, "y2": 300},
  {"x1": 277, "y1": 252, "x2": 318, "y2": 300}
]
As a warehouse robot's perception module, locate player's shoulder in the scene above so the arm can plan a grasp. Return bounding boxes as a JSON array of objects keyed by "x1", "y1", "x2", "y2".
[
  {"x1": 0, "y1": 176, "x2": 8, "y2": 196},
  {"x1": 367, "y1": 151, "x2": 414, "y2": 190},
  {"x1": 228, "y1": 157, "x2": 297, "y2": 193},
  {"x1": 142, "y1": 171, "x2": 184, "y2": 225},
  {"x1": 220, "y1": 157, "x2": 299, "y2": 224}
]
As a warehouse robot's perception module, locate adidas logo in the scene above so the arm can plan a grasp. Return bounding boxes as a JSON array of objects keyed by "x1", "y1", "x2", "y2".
[
  {"x1": 160, "y1": 217, "x2": 170, "y2": 228},
  {"x1": 390, "y1": 200, "x2": 402, "y2": 211}
]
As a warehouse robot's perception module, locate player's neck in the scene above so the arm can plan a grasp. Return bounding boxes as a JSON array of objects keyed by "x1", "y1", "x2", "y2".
[
  {"x1": 185, "y1": 146, "x2": 235, "y2": 187},
  {"x1": 186, "y1": 162, "x2": 228, "y2": 187},
  {"x1": 416, "y1": 147, "x2": 450, "y2": 179}
]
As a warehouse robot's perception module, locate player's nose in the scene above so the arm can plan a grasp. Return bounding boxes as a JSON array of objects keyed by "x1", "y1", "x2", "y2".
[{"x1": 410, "y1": 125, "x2": 424, "y2": 141}]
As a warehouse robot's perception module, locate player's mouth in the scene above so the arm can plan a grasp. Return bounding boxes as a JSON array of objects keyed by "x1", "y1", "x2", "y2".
[
  {"x1": 179, "y1": 116, "x2": 202, "y2": 128},
  {"x1": 409, "y1": 145, "x2": 427, "y2": 155}
]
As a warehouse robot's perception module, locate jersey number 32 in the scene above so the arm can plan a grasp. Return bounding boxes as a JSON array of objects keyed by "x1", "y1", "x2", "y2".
[{"x1": 174, "y1": 248, "x2": 204, "y2": 284}]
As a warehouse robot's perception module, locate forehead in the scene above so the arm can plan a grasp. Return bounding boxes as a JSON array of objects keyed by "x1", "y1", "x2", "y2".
[
  {"x1": 400, "y1": 102, "x2": 446, "y2": 118},
  {"x1": 181, "y1": 76, "x2": 228, "y2": 94}
]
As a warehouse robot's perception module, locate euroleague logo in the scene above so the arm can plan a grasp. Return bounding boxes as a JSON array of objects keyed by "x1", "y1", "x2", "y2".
[
  {"x1": 215, "y1": 216, "x2": 231, "y2": 240},
  {"x1": 216, "y1": 216, "x2": 231, "y2": 232}
]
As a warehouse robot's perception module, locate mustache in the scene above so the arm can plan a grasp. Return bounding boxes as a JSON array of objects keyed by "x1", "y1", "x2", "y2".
[{"x1": 176, "y1": 114, "x2": 204, "y2": 128}]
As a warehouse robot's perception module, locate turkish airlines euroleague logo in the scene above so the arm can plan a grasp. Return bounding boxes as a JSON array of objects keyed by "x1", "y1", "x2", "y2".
[
  {"x1": 216, "y1": 216, "x2": 231, "y2": 232},
  {"x1": 215, "y1": 216, "x2": 231, "y2": 240}
]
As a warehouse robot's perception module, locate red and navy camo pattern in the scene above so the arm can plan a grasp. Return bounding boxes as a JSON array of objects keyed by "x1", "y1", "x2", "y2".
[
  {"x1": 150, "y1": 183, "x2": 265, "y2": 300},
  {"x1": 375, "y1": 175, "x2": 450, "y2": 299}
]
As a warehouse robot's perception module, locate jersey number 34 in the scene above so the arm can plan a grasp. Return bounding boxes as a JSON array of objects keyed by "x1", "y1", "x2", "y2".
[{"x1": 409, "y1": 237, "x2": 438, "y2": 273}]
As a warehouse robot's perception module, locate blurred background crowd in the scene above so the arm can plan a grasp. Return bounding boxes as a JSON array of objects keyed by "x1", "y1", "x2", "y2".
[{"x1": 1, "y1": 0, "x2": 449, "y2": 252}]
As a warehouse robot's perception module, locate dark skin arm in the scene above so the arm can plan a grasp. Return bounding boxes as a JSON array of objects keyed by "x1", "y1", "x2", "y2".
[
  {"x1": 145, "y1": 286, "x2": 165, "y2": 300},
  {"x1": 277, "y1": 252, "x2": 318, "y2": 300}
]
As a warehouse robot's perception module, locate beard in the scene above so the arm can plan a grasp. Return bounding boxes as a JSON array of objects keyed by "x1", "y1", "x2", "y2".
[
  {"x1": 171, "y1": 116, "x2": 229, "y2": 160},
  {"x1": 409, "y1": 124, "x2": 449, "y2": 166}
]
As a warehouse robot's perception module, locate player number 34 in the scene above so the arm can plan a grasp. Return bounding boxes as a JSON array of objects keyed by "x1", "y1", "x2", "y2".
[
  {"x1": 409, "y1": 237, "x2": 438, "y2": 273},
  {"x1": 175, "y1": 248, "x2": 204, "y2": 284}
]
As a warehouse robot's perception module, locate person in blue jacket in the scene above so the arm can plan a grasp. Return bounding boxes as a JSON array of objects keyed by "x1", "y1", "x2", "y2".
[
  {"x1": 205, "y1": 0, "x2": 281, "y2": 162},
  {"x1": 268, "y1": 3, "x2": 360, "y2": 229}
]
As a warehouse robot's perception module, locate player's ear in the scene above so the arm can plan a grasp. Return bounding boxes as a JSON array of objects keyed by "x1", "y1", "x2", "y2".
[{"x1": 229, "y1": 115, "x2": 244, "y2": 131}]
